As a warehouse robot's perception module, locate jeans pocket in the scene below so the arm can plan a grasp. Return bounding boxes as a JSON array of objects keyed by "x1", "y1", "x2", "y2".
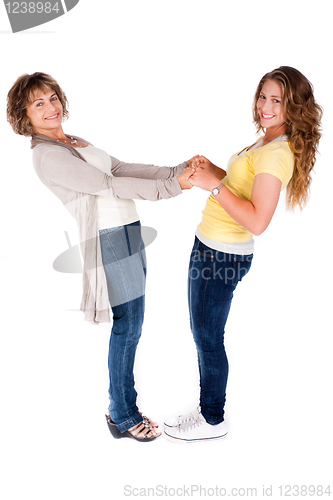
[
  {"x1": 99, "y1": 226, "x2": 122, "y2": 236},
  {"x1": 232, "y1": 254, "x2": 253, "y2": 285},
  {"x1": 233, "y1": 254, "x2": 253, "y2": 263},
  {"x1": 196, "y1": 240, "x2": 215, "y2": 262}
]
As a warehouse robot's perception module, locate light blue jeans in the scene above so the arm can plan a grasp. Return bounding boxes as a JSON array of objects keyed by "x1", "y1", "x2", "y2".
[{"x1": 99, "y1": 221, "x2": 147, "y2": 432}]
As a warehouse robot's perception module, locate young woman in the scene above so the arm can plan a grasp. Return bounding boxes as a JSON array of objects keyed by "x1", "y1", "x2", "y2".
[
  {"x1": 164, "y1": 66, "x2": 323, "y2": 443},
  {"x1": 7, "y1": 72, "x2": 196, "y2": 442}
]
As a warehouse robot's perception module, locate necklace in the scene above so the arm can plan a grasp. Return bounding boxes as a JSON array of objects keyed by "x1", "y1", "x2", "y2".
[
  {"x1": 57, "y1": 136, "x2": 77, "y2": 144},
  {"x1": 56, "y1": 136, "x2": 86, "y2": 147}
]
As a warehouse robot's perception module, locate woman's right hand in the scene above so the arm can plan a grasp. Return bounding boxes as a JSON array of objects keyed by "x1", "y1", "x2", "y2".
[
  {"x1": 177, "y1": 167, "x2": 196, "y2": 190},
  {"x1": 187, "y1": 155, "x2": 200, "y2": 167}
]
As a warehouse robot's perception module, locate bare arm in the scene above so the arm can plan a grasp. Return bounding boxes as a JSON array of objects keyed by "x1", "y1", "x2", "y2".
[{"x1": 188, "y1": 169, "x2": 281, "y2": 236}]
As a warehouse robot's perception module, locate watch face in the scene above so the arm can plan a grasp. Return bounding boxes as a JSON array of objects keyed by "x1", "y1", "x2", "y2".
[{"x1": 212, "y1": 184, "x2": 223, "y2": 196}]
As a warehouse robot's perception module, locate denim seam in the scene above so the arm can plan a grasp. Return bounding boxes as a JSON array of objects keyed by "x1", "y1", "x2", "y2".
[
  {"x1": 104, "y1": 231, "x2": 131, "y2": 305},
  {"x1": 202, "y1": 256, "x2": 214, "y2": 332},
  {"x1": 124, "y1": 225, "x2": 132, "y2": 256}
]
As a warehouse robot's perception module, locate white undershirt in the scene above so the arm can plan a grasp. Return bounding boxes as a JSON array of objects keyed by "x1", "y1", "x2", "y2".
[
  {"x1": 196, "y1": 229, "x2": 254, "y2": 255},
  {"x1": 78, "y1": 144, "x2": 140, "y2": 230}
]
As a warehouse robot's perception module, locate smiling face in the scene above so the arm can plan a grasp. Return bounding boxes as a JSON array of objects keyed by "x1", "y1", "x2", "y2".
[
  {"x1": 26, "y1": 88, "x2": 63, "y2": 136},
  {"x1": 256, "y1": 79, "x2": 286, "y2": 134}
]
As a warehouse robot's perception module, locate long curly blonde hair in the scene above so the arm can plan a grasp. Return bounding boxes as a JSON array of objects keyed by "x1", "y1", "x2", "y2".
[{"x1": 253, "y1": 66, "x2": 323, "y2": 210}]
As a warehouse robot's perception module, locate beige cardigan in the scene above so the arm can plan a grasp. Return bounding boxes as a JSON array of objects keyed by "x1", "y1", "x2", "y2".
[{"x1": 31, "y1": 133, "x2": 187, "y2": 324}]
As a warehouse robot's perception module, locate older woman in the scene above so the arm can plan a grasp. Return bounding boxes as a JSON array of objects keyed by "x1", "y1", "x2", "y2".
[{"x1": 7, "y1": 72, "x2": 196, "y2": 442}]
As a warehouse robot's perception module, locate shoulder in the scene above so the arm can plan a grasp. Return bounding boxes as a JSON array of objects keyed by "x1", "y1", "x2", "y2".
[
  {"x1": 254, "y1": 141, "x2": 294, "y2": 165},
  {"x1": 257, "y1": 140, "x2": 292, "y2": 155},
  {"x1": 33, "y1": 143, "x2": 74, "y2": 159},
  {"x1": 33, "y1": 143, "x2": 60, "y2": 153},
  {"x1": 253, "y1": 141, "x2": 294, "y2": 184},
  {"x1": 33, "y1": 144, "x2": 80, "y2": 173}
]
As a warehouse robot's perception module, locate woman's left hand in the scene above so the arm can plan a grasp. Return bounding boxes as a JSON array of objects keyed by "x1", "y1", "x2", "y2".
[
  {"x1": 187, "y1": 155, "x2": 200, "y2": 167},
  {"x1": 188, "y1": 168, "x2": 221, "y2": 192}
]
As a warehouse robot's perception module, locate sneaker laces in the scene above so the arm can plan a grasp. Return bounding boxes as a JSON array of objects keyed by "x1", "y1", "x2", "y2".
[
  {"x1": 173, "y1": 407, "x2": 201, "y2": 427},
  {"x1": 177, "y1": 412, "x2": 205, "y2": 433}
]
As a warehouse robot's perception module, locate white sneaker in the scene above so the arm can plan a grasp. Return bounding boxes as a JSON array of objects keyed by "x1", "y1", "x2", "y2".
[
  {"x1": 164, "y1": 406, "x2": 202, "y2": 428},
  {"x1": 164, "y1": 407, "x2": 228, "y2": 443}
]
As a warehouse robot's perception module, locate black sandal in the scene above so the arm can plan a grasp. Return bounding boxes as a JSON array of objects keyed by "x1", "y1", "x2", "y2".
[{"x1": 105, "y1": 414, "x2": 161, "y2": 442}]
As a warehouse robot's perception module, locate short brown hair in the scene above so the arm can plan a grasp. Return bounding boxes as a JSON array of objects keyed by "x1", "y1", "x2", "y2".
[{"x1": 7, "y1": 72, "x2": 69, "y2": 136}]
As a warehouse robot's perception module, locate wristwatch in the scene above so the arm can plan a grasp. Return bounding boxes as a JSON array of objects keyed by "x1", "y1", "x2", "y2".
[{"x1": 211, "y1": 183, "x2": 224, "y2": 197}]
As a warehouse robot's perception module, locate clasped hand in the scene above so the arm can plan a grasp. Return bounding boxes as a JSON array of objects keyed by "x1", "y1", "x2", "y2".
[{"x1": 177, "y1": 155, "x2": 222, "y2": 192}]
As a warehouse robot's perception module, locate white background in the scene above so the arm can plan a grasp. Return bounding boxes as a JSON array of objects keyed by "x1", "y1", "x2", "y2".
[{"x1": 1, "y1": 1, "x2": 332, "y2": 499}]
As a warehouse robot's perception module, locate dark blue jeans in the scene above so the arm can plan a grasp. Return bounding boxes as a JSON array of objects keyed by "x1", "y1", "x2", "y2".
[
  {"x1": 188, "y1": 237, "x2": 253, "y2": 425},
  {"x1": 99, "y1": 221, "x2": 147, "y2": 432}
]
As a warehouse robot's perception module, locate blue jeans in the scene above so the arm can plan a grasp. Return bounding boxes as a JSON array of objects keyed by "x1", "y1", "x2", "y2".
[
  {"x1": 99, "y1": 221, "x2": 147, "y2": 433},
  {"x1": 188, "y1": 236, "x2": 253, "y2": 425}
]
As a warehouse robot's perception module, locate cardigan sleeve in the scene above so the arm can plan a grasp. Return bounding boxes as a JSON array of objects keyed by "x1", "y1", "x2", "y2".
[
  {"x1": 110, "y1": 155, "x2": 188, "y2": 180},
  {"x1": 38, "y1": 147, "x2": 182, "y2": 200}
]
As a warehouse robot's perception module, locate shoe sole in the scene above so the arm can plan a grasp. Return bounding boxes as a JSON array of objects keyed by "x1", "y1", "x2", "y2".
[
  {"x1": 163, "y1": 429, "x2": 228, "y2": 443},
  {"x1": 164, "y1": 422, "x2": 177, "y2": 428}
]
